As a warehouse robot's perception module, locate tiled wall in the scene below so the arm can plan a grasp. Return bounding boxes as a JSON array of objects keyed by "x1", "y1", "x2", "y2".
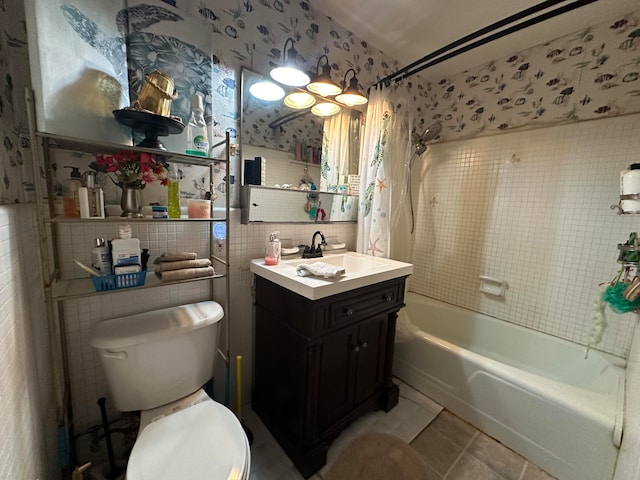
[
  {"x1": 65, "y1": 209, "x2": 357, "y2": 463},
  {"x1": 0, "y1": 204, "x2": 57, "y2": 479},
  {"x1": 410, "y1": 113, "x2": 640, "y2": 357}
]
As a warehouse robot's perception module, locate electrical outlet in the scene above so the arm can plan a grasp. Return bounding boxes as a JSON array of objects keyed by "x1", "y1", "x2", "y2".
[{"x1": 216, "y1": 240, "x2": 223, "y2": 254}]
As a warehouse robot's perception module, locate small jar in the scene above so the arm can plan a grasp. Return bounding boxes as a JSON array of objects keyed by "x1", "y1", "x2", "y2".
[{"x1": 152, "y1": 205, "x2": 168, "y2": 219}]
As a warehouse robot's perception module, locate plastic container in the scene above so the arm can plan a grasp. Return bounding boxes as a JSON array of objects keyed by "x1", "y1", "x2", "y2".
[
  {"x1": 92, "y1": 271, "x2": 146, "y2": 292},
  {"x1": 62, "y1": 166, "x2": 82, "y2": 217},
  {"x1": 186, "y1": 93, "x2": 209, "y2": 156},
  {"x1": 91, "y1": 238, "x2": 112, "y2": 275},
  {"x1": 168, "y1": 163, "x2": 180, "y2": 219},
  {"x1": 152, "y1": 205, "x2": 168, "y2": 219},
  {"x1": 187, "y1": 199, "x2": 211, "y2": 218},
  {"x1": 111, "y1": 238, "x2": 141, "y2": 266},
  {"x1": 621, "y1": 163, "x2": 640, "y2": 213},
  {"x1": 265, "y1": 232, "x2": 281, "y2": 266}
]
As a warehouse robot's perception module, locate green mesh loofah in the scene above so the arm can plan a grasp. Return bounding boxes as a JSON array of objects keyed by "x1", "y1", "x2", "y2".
[{"x1": 603, "y1": 282, "x2": 640, "y2": 313}]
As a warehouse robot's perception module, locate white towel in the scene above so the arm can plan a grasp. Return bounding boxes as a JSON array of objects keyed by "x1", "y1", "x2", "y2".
[
  {"x1": 296, "y1": 262, "x2": 345, "y2": 279},
  {"x1": 155, "y1": 258, "x2": 212, "y2": 272}
]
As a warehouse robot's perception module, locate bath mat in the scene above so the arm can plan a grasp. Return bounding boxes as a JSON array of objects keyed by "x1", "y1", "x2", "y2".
[{"x1": 324, "y1": 432, "x2": 429, "y2": 480}]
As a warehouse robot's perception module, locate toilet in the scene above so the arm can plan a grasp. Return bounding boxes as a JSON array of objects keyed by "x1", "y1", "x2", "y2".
[{"x1": 90, "y1": 301, "x2": 250, "y2": 480}]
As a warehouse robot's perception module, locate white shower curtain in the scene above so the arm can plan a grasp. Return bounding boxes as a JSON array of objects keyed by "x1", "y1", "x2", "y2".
[
  {"x1": 320, "y1": 109, "x2": 359, "y2": 191},
  {"x1": 357, "y1": 84, "x2": 415, "y2": 260},
  {"x1": 357, "y1": 86, "x2": 391, "y2": 256}
]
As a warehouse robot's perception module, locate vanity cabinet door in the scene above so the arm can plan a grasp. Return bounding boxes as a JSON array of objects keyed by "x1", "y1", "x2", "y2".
[
  {"x1": 353, "y1": 313, "x2": 387, "y2": 406},
  {"x1": 317, "y1": 324, "x2": 357, "y2": 432},
  {"x1": 317, "y1": 313, "x2": 388, "y2": 433}
]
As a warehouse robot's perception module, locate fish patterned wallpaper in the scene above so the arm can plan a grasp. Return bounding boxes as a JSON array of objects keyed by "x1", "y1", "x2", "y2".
[
  {"x1": 416, "y1": 9, "x2": 640, "y2": 140},
  {"x1": 3, "y1": 2, "x2": 640, "y2": 204},
  {"x1": 0, "y1": 0, "x2": 34, "y2": 205}
]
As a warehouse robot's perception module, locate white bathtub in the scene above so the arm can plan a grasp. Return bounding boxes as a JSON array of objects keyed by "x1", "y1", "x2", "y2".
[{"x1": 393, "y1": 292, "x2": 626, "y2": 480}]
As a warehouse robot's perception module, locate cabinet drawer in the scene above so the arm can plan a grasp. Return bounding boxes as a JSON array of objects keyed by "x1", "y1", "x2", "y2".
[{"x1": 329, "y1": 285, "x2": 400, "y2": 327}]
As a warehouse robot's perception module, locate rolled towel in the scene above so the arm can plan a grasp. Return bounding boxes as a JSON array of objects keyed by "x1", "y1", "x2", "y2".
[
  {"x1": 295, "y1": 262, "x2": 345, "y2": 279},
  {"x1": 154, "y1": 252, "x2": 198, "y2": 264},
  {"x1": 155, "y1": 258, "x2": 212, "y2": 272},
  {"x1": 156, "y1": 266, "x2": 215, "y2": 282}
]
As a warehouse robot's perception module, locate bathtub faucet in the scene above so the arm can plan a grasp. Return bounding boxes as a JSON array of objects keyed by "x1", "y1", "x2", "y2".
[{"x1": 302, "y1": 231, "x2": 326, "y2": 258}]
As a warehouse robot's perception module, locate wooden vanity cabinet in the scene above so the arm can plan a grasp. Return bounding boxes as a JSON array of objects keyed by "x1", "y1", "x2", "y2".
[{"x1": 252, "y1": 275, "x2": 407, "y2": 478}]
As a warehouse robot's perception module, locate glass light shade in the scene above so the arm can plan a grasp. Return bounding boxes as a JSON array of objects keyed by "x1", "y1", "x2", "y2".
[
  {"x1": 307, "y1": 80, "x2": 342, "y2": 96},
  {"x1": 311, "y1": 102, "x2": 341, "y2": 117},
  {"x1": 270, "y1": 66, "x2": 310, "y2": 87},
  {"x1": 249, "y1": 81, "x2": 285, "y2": 101},
  {"x1": 336, "y1": 74, "x2": 368, "y2": 106},
  {"x1": 307, "y1": 63, "x2": 341, "y2": 96},
  {"x1": 284, "y1": 91, "x2": 316, "y2": 109},
  {"x1": 335, "y1": 92, "x2": 368, "y2": 106}
]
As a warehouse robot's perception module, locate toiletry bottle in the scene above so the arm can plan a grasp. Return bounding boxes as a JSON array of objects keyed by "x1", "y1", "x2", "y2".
[
  {"x1": 62, "y1": 166, "x2": 82, "y2": 217},
  {"x1": 91, "y1": 238, "x2": 112, "y2": 275},
  {"x1": 78, "y1": 171, "x2": 105, "y2": 219},
  {"x1": 168, "y1": 163, "x2": 180, "y2": 218},
  {"x1": 265, "y1": 232, "x2": 281, "y2": 266},
  {"x1": 186, "y1": 93, "x2": 209, "y2": 156}
]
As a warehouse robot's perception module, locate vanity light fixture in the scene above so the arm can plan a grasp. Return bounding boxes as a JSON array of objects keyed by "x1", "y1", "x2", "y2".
[
  {"x1": 249, "y1": 81, "x2": 285, "y2": 101},
  {"x1": 306, "y1": 55, "x2": 342, "y2": 97},
  {"x1": 270, "y1": 37, "x2": 310, "y2": 87},
  {"x1": 335, "y1": 68, "x2": 368, "y2": 106},
  {"x1": 311, "y1": 102, "x2": 341, "y2": 117},
  {"x1": 284, "y1": 91, "x2": 316, "y2": 109}
]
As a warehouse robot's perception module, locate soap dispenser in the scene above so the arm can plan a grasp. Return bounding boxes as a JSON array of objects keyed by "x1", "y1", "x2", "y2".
[
  {"x1": 265, "y1": 232, "x2": 281, "y2": 266},
  {"x1": 62, "y1": 166, "x2": 82, "y2": 217}
]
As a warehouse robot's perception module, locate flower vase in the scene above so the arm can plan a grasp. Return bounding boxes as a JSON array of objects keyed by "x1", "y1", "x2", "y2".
[{"x1": 120, "y1": 184, "x2": 144, "y2": 218}]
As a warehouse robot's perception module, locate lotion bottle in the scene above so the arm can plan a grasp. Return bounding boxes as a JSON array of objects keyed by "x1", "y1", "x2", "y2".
[
  {"x1": 91, "y1": 238, "x2": 112, "y2": 275},
  {"x1": 62, "y1": 166, "x2": 82, "y2": 217},
  {"x1": 265, "y1": 231, "x2": 281, "y2": 266}
]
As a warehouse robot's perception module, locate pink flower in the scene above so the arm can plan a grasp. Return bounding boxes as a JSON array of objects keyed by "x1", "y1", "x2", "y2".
[{"x1": 96, "y1": 151, "x2": 168, "y2": 188}]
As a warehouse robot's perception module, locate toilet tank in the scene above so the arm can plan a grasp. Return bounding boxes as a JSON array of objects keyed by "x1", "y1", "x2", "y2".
[{"x1": 90, "y1": 301, "x2": 224, "y2": 412}]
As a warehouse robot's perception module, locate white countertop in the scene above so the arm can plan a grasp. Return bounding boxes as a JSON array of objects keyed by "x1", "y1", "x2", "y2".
[{"x1": 250, "y1": 251, "x2": 413, "y2": 300}]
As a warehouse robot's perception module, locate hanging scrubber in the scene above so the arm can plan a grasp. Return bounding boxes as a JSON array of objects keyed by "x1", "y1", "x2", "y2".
[{"x1": 585, "y1": 291, "x2": 608, "y2": 359}]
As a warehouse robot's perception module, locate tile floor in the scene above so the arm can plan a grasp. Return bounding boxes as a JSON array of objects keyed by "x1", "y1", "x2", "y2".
[{"x1": 245, "y1": 380, "x2": 556, "y2": 480}]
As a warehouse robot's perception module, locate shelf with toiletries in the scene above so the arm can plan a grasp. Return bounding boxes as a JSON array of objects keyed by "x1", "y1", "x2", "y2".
[
  {"x1": 45, "y1": 215, "x2": 228, "y2": 223},
  {"x1": 51, "y1": 271, "x2": 226, "y2": 302},
  {"x1": 30, "y1": 125, "x2": 232, "y2": 303},
  {"x1": 35, "y1": 132, "x2": 227, "y2": 167}
]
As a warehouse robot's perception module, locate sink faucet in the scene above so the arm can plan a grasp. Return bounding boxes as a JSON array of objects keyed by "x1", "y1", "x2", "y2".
[{"x1": 302, "y1": 231, "x2": 326, "y2": 258}]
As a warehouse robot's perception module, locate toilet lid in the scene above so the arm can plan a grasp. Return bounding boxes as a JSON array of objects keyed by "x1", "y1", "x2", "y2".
[{"x1": 127, "y1": 401, "x2": 248, "y2": 480}]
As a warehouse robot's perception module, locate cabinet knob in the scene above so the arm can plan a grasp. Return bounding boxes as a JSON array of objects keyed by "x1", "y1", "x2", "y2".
[
  {"x1": 361, "y1": 341, "x2": 368, "y2": 350},
  {"x1": 345, "y1": 308, "x2": 354, "y2": 316},
  {"x1": 384, "y1": 295, "x2": 393, "y2": 302},
  {"x1": 353, "y1": 345, "x2": 360, "y2": 352}
]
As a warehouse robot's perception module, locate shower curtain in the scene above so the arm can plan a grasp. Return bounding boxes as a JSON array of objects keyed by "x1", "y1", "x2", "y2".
[
  {"x1": 356, "y1": 84, "x2": 415, "y2": 261},
  {"x1": 320, "y1": 109, "x2": 360, "y2": 191}
]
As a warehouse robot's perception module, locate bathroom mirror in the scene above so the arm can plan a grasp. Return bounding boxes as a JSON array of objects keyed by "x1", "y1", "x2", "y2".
[
  {"x1": 240, "y1": 67, "x2": 361, "y2": 223},
  {"x1": 241, "y1": 186, "x2": 357, "y2": 223}
]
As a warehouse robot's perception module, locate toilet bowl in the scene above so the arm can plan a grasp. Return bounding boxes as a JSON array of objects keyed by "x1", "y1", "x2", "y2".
[
  {"x1": 127, "y1": 390, "x2": 250, "y2": 480},
  {"x1": 90, "y1": 302, "x2": 249, "y2": 480}
]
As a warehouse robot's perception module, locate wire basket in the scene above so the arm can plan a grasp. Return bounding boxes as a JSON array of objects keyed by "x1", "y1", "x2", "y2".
[{"x1": 92, "y1": 271, "x2": 147, "y2": 292}]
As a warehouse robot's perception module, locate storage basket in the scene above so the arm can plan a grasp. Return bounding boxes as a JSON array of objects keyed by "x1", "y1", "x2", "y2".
[{"x1": 92, "y1": 271, "x2": 147, "y2": 292}]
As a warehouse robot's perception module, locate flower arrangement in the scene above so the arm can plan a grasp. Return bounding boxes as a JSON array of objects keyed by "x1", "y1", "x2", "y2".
[{"x1": 95, "y1": 151, "x2": 168, "y2": 188}]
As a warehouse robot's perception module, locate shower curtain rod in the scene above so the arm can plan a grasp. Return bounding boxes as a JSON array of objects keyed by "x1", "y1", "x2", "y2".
[{"x1": 375, "y1": 0, "x2": 599, "y2": 86}]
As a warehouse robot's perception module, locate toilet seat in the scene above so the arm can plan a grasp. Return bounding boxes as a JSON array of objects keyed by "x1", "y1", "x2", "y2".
[{"x1": 126, "y1": 400, "x2": 250, "y2": 480}]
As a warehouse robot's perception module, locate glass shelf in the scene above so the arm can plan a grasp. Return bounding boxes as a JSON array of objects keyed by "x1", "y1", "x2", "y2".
[
  {"x1": 46, "y1": 215, "x2": 228, "y2": 224},
  {"x1": 51, "y1": 272, "x2": 225, "y2": 301},
  {"x1": 35, "y1": 132, "x2": 228, "y2": 166}
]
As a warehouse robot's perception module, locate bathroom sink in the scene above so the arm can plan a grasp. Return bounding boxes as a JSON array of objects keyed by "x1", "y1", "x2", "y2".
[{"x1": 250, "y1": 251, "x2": 413, "y2": 300}]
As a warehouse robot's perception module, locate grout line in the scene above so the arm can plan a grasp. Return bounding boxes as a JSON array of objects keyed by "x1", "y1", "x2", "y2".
[
  {"x1": 442, "y1": 430, "x2": 478, "y2": 479},
  {"x1": 517, "y1": 461, "x2": 528, "y2": 480}
]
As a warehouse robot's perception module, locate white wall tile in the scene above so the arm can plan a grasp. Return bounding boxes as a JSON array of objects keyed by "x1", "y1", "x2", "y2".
[{"x1": 410, "y1": 114, "x2": 640, "y2": 357}]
